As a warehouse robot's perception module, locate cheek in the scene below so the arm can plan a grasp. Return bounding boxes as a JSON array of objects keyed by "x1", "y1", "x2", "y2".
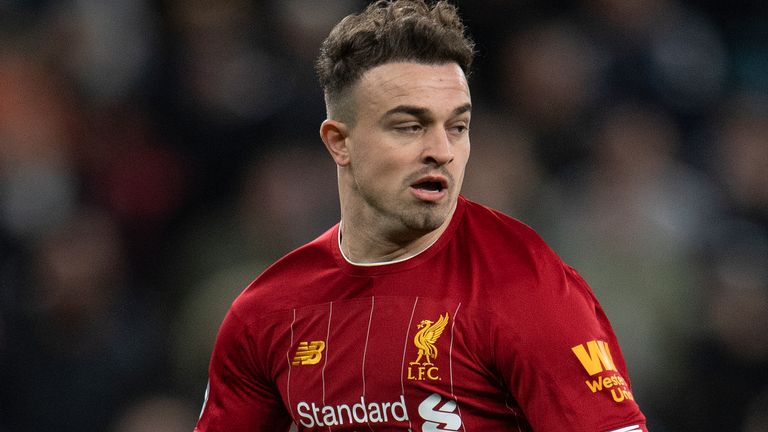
[
  {"x1": 353, "y1": 142, "x2": 406, "y2": 181},
  {"x1": 453, "y1": 145, "x2": 471, "y2": 177},
  {"x1": 361, "y1": 158, "x2": 401, "y2": 188},
  {"x1": 351, "y1": 151, "x2": 394, "y2": 189}
]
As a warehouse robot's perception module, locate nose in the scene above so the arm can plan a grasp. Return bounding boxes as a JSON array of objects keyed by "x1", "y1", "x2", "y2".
[{"x1": 421, "y1": 128, "x2": 454, "y2": 166}]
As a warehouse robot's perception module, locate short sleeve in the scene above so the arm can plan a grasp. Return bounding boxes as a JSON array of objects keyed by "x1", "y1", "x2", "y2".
[
  {"x1": 494, "y1": 262, "x2": 648, "y2": 432},
  {"x1": 195, "y1": 310, "x2": 292, "y2": 432}
]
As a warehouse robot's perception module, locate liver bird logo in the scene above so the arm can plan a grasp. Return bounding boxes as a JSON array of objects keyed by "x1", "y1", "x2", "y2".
[{"x1": 410, "y1": 313, "x2": 450, "y2": 366}]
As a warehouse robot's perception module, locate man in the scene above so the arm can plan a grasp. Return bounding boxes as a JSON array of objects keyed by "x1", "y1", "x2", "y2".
[{"x1": 195, "y1": 1, "x2": 648, "y2": 430}]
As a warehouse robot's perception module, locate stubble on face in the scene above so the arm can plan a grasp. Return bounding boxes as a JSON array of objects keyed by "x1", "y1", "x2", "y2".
[
  {"x1": 400, "y1": 166, "x2": 457, "y2": 229},
  {"x1": 347, "y1": 161, "x2": 451, "y2": 241}
]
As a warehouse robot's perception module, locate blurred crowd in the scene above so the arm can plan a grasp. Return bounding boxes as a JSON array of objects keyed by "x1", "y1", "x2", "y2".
[{"x1": 0, "y1": 0, "x2": 765, "y2": 431}]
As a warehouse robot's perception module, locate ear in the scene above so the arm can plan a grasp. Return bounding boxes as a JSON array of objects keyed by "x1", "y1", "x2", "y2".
[{"x1": 320, "y1": 119, "x2": 351, "y2": 166}]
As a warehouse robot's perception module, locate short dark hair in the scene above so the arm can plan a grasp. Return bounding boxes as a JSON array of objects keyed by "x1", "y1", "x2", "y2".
[{"x1": 316, "y1": 0, "x2": 475, "y2": 121}]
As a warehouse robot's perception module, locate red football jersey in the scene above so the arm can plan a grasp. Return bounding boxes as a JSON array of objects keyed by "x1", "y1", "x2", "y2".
[{"x1": 195, "y1": 196, "x2": 647, "y2": 431}]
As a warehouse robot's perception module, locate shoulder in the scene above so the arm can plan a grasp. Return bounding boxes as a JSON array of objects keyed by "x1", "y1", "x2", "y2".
[
  {"x1": 457, "y1": 197, "x2": 556, "y2": 264},
  {"x1": 458, "y1": 198, "x2": 591, "y2": 307},
  {"x1": 229, "y1": 224, "x2": 341, "y2": 323}
]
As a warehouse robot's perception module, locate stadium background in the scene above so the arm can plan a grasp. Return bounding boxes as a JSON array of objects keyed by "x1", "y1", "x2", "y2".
[{"x1": 0, "y1": 0, "x2": 766, "y2": 430}]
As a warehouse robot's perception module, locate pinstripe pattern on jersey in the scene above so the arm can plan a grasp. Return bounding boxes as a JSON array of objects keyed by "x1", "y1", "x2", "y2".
[
  {"x1": 400, "y1": 297, "x2": 419, "y2": 431},
  {"x1": 321, "y1": 301, "x2": 333, "y2": 409},
  {"x1": 286, "y1": 308, "x2": 297, "y2": 423},
  {"x1": 448, "y1": 302, "x2": 466, "y2": 432},
  {"x1": 361, "y1": 296, "x2": 376, "y2": 432}
]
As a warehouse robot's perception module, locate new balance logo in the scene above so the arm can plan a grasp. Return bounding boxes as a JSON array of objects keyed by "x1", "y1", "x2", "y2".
[
  {"x1": 571, "y1": 340, "x2": 617, "y2": 376},
  {"x1": 292, "y1": 341, "x2": 325, "y2": 365},
  {"x1": 418, "y1": 393, "x2": 462, "y2": 432}
]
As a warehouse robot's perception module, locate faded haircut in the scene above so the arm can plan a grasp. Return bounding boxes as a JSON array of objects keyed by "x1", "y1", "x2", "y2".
[{"x1": 316, "y1": 0, "x2": 475, "y2": 123}]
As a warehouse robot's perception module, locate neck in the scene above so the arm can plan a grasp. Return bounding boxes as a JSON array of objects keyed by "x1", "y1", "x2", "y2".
[{"x1": 339, "y1": 201, "x2": 456, "y2": 264}]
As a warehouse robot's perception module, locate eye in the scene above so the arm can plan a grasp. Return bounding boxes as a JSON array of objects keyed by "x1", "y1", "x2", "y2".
[
  {"x1": 395, "y1": 123, "x2": 424, "y2": 134},
  {"x1": 449, "y1": 123, "x2": 469, "y2": 135}
]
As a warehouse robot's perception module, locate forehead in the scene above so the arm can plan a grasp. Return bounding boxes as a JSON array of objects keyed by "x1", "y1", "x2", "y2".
[{"x1": 353, "y1": 62, "x2": 470, "y2": 116}]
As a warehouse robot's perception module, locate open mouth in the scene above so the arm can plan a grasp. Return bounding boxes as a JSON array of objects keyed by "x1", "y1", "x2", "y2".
[
  {"x1": 414, "y1": 181, "x2": 444, "y2": 192},
  {"x1": 411, "y1": 179, "x2": 447, "y2": 193}
]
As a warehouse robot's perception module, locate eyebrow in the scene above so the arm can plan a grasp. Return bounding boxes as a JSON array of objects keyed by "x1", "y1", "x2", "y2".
[{"x1": 383, "y1": 103, "x2": 472, "y2": 120}]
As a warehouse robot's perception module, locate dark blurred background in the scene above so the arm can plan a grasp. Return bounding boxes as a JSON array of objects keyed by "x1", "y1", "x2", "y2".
[{"x1": 0, "y1": 0, "x2": 766, "y2": 431}]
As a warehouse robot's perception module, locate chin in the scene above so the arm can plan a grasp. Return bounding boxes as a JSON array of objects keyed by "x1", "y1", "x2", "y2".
[{"x1": 403, "y1": 205, "x2": 449, "y2": 233}]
